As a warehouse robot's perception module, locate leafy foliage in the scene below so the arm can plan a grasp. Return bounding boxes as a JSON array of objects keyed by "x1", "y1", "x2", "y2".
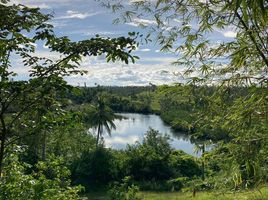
[
  {"x1": 0, "y1": 0, "x2": 138, "y2": 175},
  {"x1": 99, "y1": 0, "x2": 268, "y2": 188},
  {"x1": 108, "y1": 177, "x2": 141, "y2": 200},
  {"x1": 0, "y1": 149, "x2": 83, "y2": 200},
  {"x1": 71, "y1": 147, "x2": 120, "y2": 189},
  {"x1": 70, "y1": 129, "x2": 201, "y2": 192}
]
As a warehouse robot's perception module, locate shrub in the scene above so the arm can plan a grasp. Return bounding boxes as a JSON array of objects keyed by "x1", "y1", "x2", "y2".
[
  {"x1": 71, "y1": 147, "x2": 120, "y2": 188},
  {"x1": 169, "y1": 150, "x2": 202, "y2": 178},
  {"x1": 124, "y1": 129, "x2": 173, "y2": 181},
  {"x1": 70, "y1": 129, "x2": 202, "y2": 192},
  {"x1": 108, "y1": 177, "x2": 141, "y2": 200},
  {"x1": 0, "y1": 151, "x2": 83, "y2": 200},
  {"x1": 167, "y1": 177, "x2": 188, "y2": 191}
]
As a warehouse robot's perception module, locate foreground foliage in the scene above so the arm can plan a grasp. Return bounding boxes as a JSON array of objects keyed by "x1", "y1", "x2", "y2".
[
  {"x1": 0, "y1": 150, "x2": 83, "y2": 200},
  {"x1": 108, "y1": 177, "x2": 141, "y2": 200}
]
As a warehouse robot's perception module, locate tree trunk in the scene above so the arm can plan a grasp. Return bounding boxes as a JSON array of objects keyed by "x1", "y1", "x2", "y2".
[
  {"x1": 192, "y1": 187, "x2": 196, "y2": 197},
  {"x1": 96, "y1": 124, "x2": 101, "y2": 147},
  {"x1": 201, "y1": 143, "x2": 205, "y2": 181},
  {"x1": 0, "y1": 115, "x2": 7, "y2": 177},
  {"x1": 0, "y1": 135, "x2": 6, "y2": 177}
]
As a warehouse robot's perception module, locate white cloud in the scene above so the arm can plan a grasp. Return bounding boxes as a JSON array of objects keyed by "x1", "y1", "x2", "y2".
[
  {"x1": 57, "y1": 10, "x2": 101, "y2": 20},
  {"x1": 105, "y1": 135, "x2": 139, "y2": 146},
  {"x1": 129, "y1": 0, "x2": 146, "y2": 3},
  {"x1": 222, "y1": 30, "x2": 237, "y2": 38},
  {"x1": 27, "y1": 3, "x2": 51, "y2": 9},
  {"x1": 138, "y1": 48, "x2": 151, "y2": 52},
  {"x1": 8, "y1": 0, "x2": 200, "y2": 87},
  {"x1": 129, "y1": 0, "x2": 157, "y2": 3},
  {"x1": 141, "y1": 56, "x2": 176, "y2": 63},
  {"x1": 11, "y1": 47, "x2": 184, "y2": 86},
  {"x1": 31, "y1": 50, "x2": 62, "y2": 61},
  {"x1": 67, "y1": 28, "x2": 124, "y2": 36},
  {"x1": 126, "y1": 18, "x2": 157, "y2": 27},
  {"x1": 63, "y1": 56, "x2": 185, "y2": 86},
  {"x1": 217, "y1": 26, "x2": 237, "y2": 38},
  {"x1": 10, "y1": 0, "x2": 84, "y2": 7},
  {"x1": 9, "y1": 1, "x2": 51, "y2": 8},
  {"x1": 10, "y1": 49, "x2": 63, "y2": 79}
]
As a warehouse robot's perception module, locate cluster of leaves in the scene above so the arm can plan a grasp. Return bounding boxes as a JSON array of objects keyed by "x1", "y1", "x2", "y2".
[
  {"x1": 124, "y1": 130, "x2": 201, "y2": 191},
  {"x1": 108, "y1": 177, "x2": 141, "y2": 200},
  {"x1": 0, "y1": 149, "x2": 84, "y2": 200},
  {"x1": 71, "y1": 129, "x2": 201, "y2": 192}
]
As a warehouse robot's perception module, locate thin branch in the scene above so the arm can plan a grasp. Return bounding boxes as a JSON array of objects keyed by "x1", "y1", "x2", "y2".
[{"x1": 233, "y1": 7, "x2": 268, "y2": 67}]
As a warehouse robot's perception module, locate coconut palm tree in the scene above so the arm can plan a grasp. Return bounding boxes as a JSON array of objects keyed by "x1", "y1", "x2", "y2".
[{"x1": 88, "y1": 95, "x2": 117, "y2": 147}]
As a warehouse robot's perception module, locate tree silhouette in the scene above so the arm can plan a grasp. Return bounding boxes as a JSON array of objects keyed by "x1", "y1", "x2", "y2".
[{"x1": 88, "y1": 95, "x2": 117, "y2": 147}]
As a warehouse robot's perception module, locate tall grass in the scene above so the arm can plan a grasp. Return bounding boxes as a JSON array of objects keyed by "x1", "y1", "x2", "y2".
[{"x1": 86, "y1": 187, "x2": 268, "y2": 200}]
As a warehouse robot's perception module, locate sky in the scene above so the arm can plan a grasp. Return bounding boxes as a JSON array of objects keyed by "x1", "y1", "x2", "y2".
[{"x1": 11, "y1": 0, "x2": 236, "y2": 86}]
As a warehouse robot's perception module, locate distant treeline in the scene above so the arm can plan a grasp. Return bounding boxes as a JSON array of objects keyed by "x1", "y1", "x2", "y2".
[
  {"x1": 66, "y1": 85, "x2": 155, "y2": 104},
  {"x1": 65, "y1": 85, "x2": 254, "y2": 139}
]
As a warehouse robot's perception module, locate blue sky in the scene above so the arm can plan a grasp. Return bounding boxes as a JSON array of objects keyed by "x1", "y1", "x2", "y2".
[{"x1": 12, "y1": 0, "x2": 236, "y2": 86}]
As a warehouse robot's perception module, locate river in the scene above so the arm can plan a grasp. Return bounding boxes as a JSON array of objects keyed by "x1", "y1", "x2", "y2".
[{"x1": 92, "y1": 113, "x2": 199, "y2": 156}]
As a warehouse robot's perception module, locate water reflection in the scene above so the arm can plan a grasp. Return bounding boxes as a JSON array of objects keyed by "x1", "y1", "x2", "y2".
[{"x1": 90, "y1": 113, "x2": 199, "y2": 156}]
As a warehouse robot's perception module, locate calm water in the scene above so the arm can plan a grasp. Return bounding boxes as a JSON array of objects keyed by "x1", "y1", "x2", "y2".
[{"x1": 93, "y1": 113, "x2": 198, "y2": 156}]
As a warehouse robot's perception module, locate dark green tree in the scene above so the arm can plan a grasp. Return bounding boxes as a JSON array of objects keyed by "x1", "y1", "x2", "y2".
[
  {"x1": 87, "y1": 95, "x2": 118, "y2": 147},
  {"x1": 0, "y1": 1, "x2": 138, "y2": 175}
]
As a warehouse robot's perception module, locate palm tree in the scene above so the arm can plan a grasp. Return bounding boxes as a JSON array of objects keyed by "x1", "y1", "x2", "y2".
[{"x1": 88, "y1": 95, "x2": 117, "y2": 147}]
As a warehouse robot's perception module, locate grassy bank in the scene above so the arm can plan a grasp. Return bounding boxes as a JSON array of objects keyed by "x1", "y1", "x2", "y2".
[{"x1": 86, "y1": 187, "x2": 268, "y2": 200}]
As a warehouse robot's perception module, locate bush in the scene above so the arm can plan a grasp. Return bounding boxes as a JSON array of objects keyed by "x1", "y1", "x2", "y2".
[
  {"x1": 124, "y1": 130, "x2": 201, "y2": 183},
  {"x1": 108, "y1": 177, "x2": 141, "y2": 200},
  {"x1": 169, "y1": 150, "x2": 202, "y2": 178},
  {"x1": 0, "y1": 151, "x2": 83, "y2": 200},
  {"x1": 71, "y1": 147, "x2": 120, "y2": 188},
  {"x1": 167, "y1": 177, "x2": 188, "y2": 191},
  {"x1": 124, "y1": 129, "x2": 173, "y2": 181},
  {"x1": 70, "y1": 129, "x2": 202, "y2": 192}
]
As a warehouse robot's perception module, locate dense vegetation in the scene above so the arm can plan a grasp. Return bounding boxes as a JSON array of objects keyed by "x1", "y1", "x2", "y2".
[
  {"x1": 0, "y1": 0, "x2": 267, "y2": 199},
  {"x1": 71, "y1": 129, "x2": 201, "y2": 191}
]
